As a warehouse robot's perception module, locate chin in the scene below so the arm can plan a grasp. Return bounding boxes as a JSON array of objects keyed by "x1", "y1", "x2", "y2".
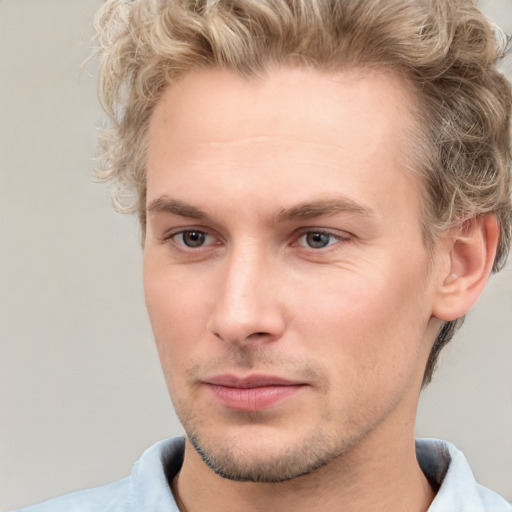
[{"x1": 185, "y1": 424, "x2": 351, "y2": 483}]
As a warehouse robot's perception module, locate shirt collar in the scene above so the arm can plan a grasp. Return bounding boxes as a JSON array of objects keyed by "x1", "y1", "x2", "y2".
[
  {"x1": 417, "y1": 438, "x2": 511, "y2": 511},
  {"x1": 130, "y1": 437, "x2": 510, "y2": 511}
]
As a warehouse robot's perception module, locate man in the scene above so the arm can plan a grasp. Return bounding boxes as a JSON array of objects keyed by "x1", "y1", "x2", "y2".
[{"x1": 15, "y1": 0, "x2": 511, "y2": 510}]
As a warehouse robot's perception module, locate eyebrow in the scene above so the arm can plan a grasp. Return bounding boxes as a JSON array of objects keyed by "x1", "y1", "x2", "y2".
[
  {"x1": 274, "y1": 198, "x2": 377, "y2": 223},
  {"x1": 147, "y1": 197, "x2": 208, "y2": 219},
  {"x1": 147, "y1": 195, "x2": 376, "y2": 222}
]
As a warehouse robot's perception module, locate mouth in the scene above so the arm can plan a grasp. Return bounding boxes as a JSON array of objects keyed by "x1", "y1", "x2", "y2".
[{"x1": 204, "y1": 374, "x2": 307, "y2": 412}]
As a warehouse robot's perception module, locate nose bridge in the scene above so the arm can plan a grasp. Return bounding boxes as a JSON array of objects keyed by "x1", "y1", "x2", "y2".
[{"x1": 207, "y1": 240, "x2": 284, "y2": 345}]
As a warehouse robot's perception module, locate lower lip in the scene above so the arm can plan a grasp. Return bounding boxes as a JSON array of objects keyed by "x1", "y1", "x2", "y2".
[{"x1": 207, "y1": 384, "x2": 305, "y2": 411}]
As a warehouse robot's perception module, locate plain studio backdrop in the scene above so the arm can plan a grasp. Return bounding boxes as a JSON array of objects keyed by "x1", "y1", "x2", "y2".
[{"x1": 0, "y1": 1, "x2": 511, "y2": 510}]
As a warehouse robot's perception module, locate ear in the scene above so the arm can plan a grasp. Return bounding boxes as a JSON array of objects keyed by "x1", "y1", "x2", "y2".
[{"x1": 432, "y1": 214, "x2": 499, "y2": 322}]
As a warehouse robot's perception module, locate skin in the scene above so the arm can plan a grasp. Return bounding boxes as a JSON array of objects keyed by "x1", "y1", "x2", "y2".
[{"x1": 143, "y1": 67, "x2": 494, "y2": 512}]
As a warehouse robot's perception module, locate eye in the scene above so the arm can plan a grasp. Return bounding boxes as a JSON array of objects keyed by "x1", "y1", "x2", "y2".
[
  {"x1": 173, "y1": 230, "x2": 212, "y2": 248},
  {"x1": 298, "y1": 231, "x2": 343, "y2": 249}
]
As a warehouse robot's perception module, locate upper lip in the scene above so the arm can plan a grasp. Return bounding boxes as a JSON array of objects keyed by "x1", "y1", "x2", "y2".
[{"x1": 205, "y1": 374, "x2": 304, "y2": 388}]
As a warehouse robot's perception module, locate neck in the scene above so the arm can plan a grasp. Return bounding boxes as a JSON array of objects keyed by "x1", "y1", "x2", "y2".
[{"x1": 172, "y1": 429, "x2": 435, "y2": 512}]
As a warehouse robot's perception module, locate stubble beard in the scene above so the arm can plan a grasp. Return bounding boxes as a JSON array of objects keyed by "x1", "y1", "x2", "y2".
[
  {"x1": 170, "y1": 355, "x2": 365, "y2": 483},
  {"x1": 185, "y1": 422, "x2": 345, "y2": 483},
  {"x1": 173, "y1": 386, "x2": 370, "y2": 484}
]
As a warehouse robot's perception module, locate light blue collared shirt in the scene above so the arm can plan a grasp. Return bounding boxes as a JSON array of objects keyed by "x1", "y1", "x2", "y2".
[{"x1": 13, "y1": 437, "x2": 512, "y2": 511}]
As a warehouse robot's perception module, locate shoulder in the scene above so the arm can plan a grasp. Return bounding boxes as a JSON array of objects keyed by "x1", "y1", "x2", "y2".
[
  {"x1": 12, "y1": 478, "x2": 129, "y2": 512},
  {"x1": 11, "y1": 437, "x2": 185, "y2": 512},
  {"x1": 473, "y1": 479, "x2": 512, "y2": 511}
]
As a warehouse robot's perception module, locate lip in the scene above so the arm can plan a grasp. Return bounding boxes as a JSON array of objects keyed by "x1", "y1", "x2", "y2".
[{"x1": 204, "y1": 374, "x2": 306, "y2": 412}]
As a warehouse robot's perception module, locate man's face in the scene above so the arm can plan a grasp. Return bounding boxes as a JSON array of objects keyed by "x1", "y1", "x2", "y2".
[{"x1": 144, "y1": 67, "x2": 443, "y2": 481}]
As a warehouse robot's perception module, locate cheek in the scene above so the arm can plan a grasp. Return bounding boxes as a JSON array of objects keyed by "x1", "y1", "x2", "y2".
[
  {"x1": 290, "y1": 262, "x2": 430, "y2": 385},
  {"x1": 290, "y1": 273, "x2": 430, "y2": 430},
  {"x1": 144, "y1": 263, "x2": 212, "y2": 374}
]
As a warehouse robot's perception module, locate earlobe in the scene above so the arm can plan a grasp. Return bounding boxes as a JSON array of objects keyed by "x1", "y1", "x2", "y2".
[{"x1": 432, "y1": 214, "x2": 499, "y2": 322}]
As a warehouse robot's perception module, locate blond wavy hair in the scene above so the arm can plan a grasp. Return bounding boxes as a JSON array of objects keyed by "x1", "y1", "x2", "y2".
[{"x1": 93, "y1": 0, "x2": 511, "y2": 386}]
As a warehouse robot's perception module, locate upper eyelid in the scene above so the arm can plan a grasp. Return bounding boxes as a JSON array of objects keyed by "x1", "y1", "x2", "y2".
[
  {"x1": 165, "y1": 227, "x2": 346, "y2": 236},
  {"x1": 296, "y1": 231, "x2": 345, "y2": 242},
  {"x1": 163, "y1": 226, "x2": 216, "y2": 240},
  {"x1": 294, "y1": 227, "x2": 351, "y2": 239}
]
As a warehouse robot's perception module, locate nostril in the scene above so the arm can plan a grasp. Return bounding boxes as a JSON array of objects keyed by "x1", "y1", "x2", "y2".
[{"x1": 244, "y1": 331, "x2": 270, "y2": 341}]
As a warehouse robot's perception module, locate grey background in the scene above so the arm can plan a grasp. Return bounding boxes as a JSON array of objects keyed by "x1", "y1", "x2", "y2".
[{"x1": 0, "y1": 1, "x2": 510, "y2": 510}]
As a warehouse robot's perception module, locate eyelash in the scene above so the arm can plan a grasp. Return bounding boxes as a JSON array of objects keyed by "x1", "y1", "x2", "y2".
[
  {"x1": 295, "y1": 230, "x2": 348, "y2": 250},
  {"x1": 166, "y1": 229, "x2": 219, "y2": 249},
  {"x1": 165, "y1": 228, "x2": 348, "y2": 251}
]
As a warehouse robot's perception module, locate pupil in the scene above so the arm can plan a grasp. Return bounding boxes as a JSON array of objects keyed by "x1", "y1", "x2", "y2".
[
  {"x1": 307, "y1": 232, "x2": 330, "y2": 248},
  {"x1": 183, "y1": 231, "x2": 205, "y2": 247}
]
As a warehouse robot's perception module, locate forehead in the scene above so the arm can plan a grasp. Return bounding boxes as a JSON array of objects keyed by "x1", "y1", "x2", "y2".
[
  {"x1": 148, "y1": 65, "x2": 418, "y2": 158},
  {"x1": 146, "y1": 66, "x2": 422, "y2": 228}
]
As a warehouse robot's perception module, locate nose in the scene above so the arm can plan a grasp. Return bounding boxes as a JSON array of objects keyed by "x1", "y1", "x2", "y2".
[{"x1": 206, "y1": 246, "x2": 286, "y2": 346}]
